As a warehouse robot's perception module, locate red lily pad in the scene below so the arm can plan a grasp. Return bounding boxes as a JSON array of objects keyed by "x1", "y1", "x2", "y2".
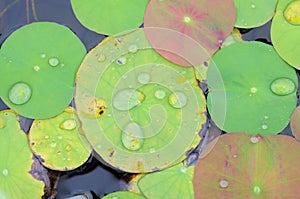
[
  {"x1": 290, "y1": 105, "x2": 300, "y2": 141},
  {"x1": 193, "y1": 133, "x2": 300, "y2": 198},
  {"x1": 144, "y1": 0, "x2": 236, "y2": 66}
]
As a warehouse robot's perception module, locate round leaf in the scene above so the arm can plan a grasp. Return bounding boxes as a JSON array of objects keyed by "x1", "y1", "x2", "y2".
[
  {"x1": 0, "y1": 22, "x2": 86, "y2": 119},
  {"x1": 193, "y1": 133, "x2": 300, "y2": 198},
  {"x1": 138, "y1": 164, "x2": 194, "y2": 198},
  {"x1": 233, "y1": 0, "x2": 277, "y2": 28},
  {"x1": 144, "y1": 0, "x2": 236, "y2": 66},
  {"x1": 207, "y1": 41, "x2": 298, "y2": 135},
  {"x1": 0, "y1": 110, "x2": 44, "y2": 199},
  {"x1": 271, "y1": 0, "x2": 300, "y2": 69},
  {"x1": 29, "y1": 107, "x2": 91, "y2": 171},
  {"x1": 75, "y1": 29, "x2": 206, "y2": 173},
  {"x1": 71, "y1": 0, "x2": 149, "y2": 35}
]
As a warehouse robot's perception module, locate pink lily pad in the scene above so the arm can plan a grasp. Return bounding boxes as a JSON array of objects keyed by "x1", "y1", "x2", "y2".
[
  {"x1": 193, "y1": 133, "x2": 300, "y2": 198},
  {"x1": 144, "y1": 0, "x2": 236, "y2": 66}
]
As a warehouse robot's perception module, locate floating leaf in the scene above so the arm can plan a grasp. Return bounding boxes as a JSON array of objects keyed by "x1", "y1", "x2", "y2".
[
  {"x1": 290, "y1": 105, "x2": 300, "y2": 140},
  {"x1": 233, "y1": 0, "x2": 277, "y2": 28},
  {"x1": 75, "y1": 29, "x2": 206, "y2": 172},
  {"x1": 0, "y1": 22, "x2": 86, "y2": 119},
  {"x1": 102, "y1": 191, "x2": 145, "y2": 199},
  {"x1": 0, "y1": 110, "x2": 44, "y2": 198},
  {"x1": 143, "y1": 0, "x2": 236, "y2": 66},
  {"x1": 70, "y1": 0, "x2": 149, "y2": 35},
  {"x1": 29, "y1": 107, "x2": 91, "y2": 171},
  {"x1": 193, "y1": 133, "x2": 300, "y2": 198},
  {"x1": 271, "y1": 0, "x2": 300, "y2": 69},
  {"x1": 138, "y1": 163, "x2": 194, "y2": 198},
  {"x1": 207, "y1": 41, "x2": 297, "y2": 135}
]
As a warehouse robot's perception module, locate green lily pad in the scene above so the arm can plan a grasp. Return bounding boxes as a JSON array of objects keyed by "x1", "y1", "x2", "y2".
[
  {"x1": 138, "y1": 163, "x2": 194, "y2": 198},
  {"x1": 143, "y1": 0, "x2": 236, "y2": 66},
  {"x1": 290, "y1": 105, "x2": 300, "y2": 140},
  {"x1": 271, "y1": 0, "x2": 300, "y2": 69},
  {"x1": 70, "y1": 0, "x2": 149, "y2": 36},
  {"x1": 75, "y1": 29, "x2": 206, "y2": 172},
  {"x1": 207, "y1": 41, "x2": 297, "y2": 135},
  {"x1": 102, "y1": 191, "x2": 145, "y2": 199},
  {"x1": 29, "y1": 107, "x2": 91, "y2": 171},
  {"x1": 193, "y1": 133, "x2": 300, "y2": 198},
  {"x1": 0, "y1": 22, "x2": 86, "y2": 119},
  {"x1": 233, "y1": 0, "x2": 277, "y2": 28},
  {"x1": 0, "y1": 110, "x2": 44, "y2": 199}
]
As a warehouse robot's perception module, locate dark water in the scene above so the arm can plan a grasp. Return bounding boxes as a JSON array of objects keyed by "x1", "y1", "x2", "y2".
[{"x1": 0, "y1": 1, "x2": 297, "y2": 198}]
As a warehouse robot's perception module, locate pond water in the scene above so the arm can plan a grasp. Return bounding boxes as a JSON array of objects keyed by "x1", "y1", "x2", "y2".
[{"x1": 0, "y1": 0, "x2": 298, "y2": 198}]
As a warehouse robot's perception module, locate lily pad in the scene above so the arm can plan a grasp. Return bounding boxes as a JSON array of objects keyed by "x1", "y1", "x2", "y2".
[
  {"x1": 70, "y1": 0, "x2": 149, "y2": 36},
  {"x1": 138, "y1": 163, "x2": 194, "y2": 198},
  {"x1": 207, "y1": 41, "x2": 298, "y2": 135},
  {"x1": 28, "y1": 107, "x2": 91, "y2": 171},
  {"x1": 290, "y1": 105, "x2": 300, "y2": 140},
  {"x1": 143, "y1": 0, "x2": 236, "y2": 66},
  {"x1": 102, "y1": 191, "x2": 145, "y2": 199},
  {"x1": 0, "y1": 22, "x2": 86, "y2": 119},
  {"x1": 0, "y1": 110, "x2": 44, "y2": 199},
  {"x1": 75, "y1": 29, "x2": 206, "y2": 172},
  {"x1": 271, "y1": 0, "x2": 300, "y2": 69},
  {"x1": 233, "y1": 0, "x2": 277, "y2": 28},
  {"x1": 193, "y1": 133, "x2": 300, "y2": 198}
]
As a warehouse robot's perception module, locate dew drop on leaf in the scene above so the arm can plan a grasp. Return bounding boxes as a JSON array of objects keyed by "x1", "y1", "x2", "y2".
[
  {"x1": 154, "y1": 89, "x2": 166, "y2": 99},
  {"x1": 168, "y1": 92, "x2": 187, "y2": 108},
  {"x1": 113, "y1": 89, "x2": 145, "y2": 111},
  {"x1": 116, "y1": 56, "x2": 127, "y2": 65},
  {"x1": 40, "y1": 53, "x2": 46, "y2": 59},
  {"x1": 219, "y1": 179, "x2": 229, "y2": 188},
  {"x1": 48, "y1": 57, "x2": 60, "y2": 67},
  {"x1": 270, "y1": 78, "x2": 296, "y2": 96},
  {"x1": 121, "y1": 122, "x2": 144, "y2": 151},
  {"x1": 8, "y1": 82, "x2": 32, "y2": 105},
  {"x1": 2, "y1": 169, "x2": 8, "y2": 176},
  {"x1": 253, "y1": 185, "x2": 262, "y2": 195},
  {"x1": 137, "y1": 73, "x2": 150, "y2": 84},
  {"x1": 128, "y1": 44, "x2": 138, "y2": 53},
  {"x1": 59, "y1": 119, "x2": 77, "y2": 130}
]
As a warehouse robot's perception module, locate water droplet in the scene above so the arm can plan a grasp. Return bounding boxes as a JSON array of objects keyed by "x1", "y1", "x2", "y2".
[
  {"x1": 180, "y1": 167, "x2": 187, "y2": 173},
  {"x1": 44, "y1": 135, "x2": 49, "y2": 139},
  {"x1": 251, "y1": 4, "x2": 256, "y2": 8},
  {"x1": 262, "y1": 124, "x2": 268, "y2": 130},
  {"x1": 270, "y1": 78, "x2": 295, "y2": 96},
  {"x1": 9, "y1": 82, "x2": 32, "y2": 105},
  {"x1": 113, "y1": 89, "x2": 145, "y2": 111},
  {"x1": 33, "y1": 65, "x2": 40, "y2": 71},
  {"x1": 250, "y1": 87, "x2": 257, "y2": 93},
  {"x1": 61, "y1": 63, "x2": 65, "y2": 67},
  {"x1": 137, "y1": 73, "x2": 150, "y2": 84},
  {"x1": 233, "y1": 154, "x2": 238, "y2": 158},
  {"x1": 48, "y1": 57, "x2": 60, "y2": 67},
  {"x1": 59, "y1": 119, "x2": 77, "y2": 130},
  {"x1": 155, "y1": 89, "x2": 166, "y2": 99},
  {"x1": 57, "y1": 151, "x2": 62, "y2": 155},
  {"x1": 116, "y1": 56, "x2": 127, "y2": 65},
  {"x1": 128, "y1": 44, "x2": 138, "y2": 53},
  {"x1": 264, "y1": 116, "x2": 269, "y2": 119},
  {"x1": 250, "y1": 136, "x2": 259, "y2": 144},
  {"x1": 219, "y1": 179, "x2": 229, "y2": 188},
  {"x1": 98, "y1": 54, "x2": 106, "y2": 62},
  {"x1": 0, "y1": 118, "x2": 5, "y2": 129},
  {"x1": 284, "y1": 0, "x2": 300, "y2": 25},
  {"x1": 65, "y1": 145, "x2": 72, "y2": 152},
  {"x1": 253, "y1": 185, "x2": 262, "y2": 195},
  {"x1": 2, "y1": 169, "x2": 8, "y2": 176},
  {"x1": 168, "y1": 92, "x2": 187, "y2": 108},
  {"x1": 40, "y1": 53, "x2": 46, "y2": 58},
  {"x1": 183, "y1": 16, "x2": 192, "y2": 24},
  {"x1": 149, "y1": 147, "x2": 156, "y2": 153},
  {"x1": 121, "y1": 122, "x2": 144, "y2": 151},
  {"x1": 57, "y1": 135, "x2": 63, "y2": 139},
  {"x1": 50, "y1": 142, "x2": 57, "y2": 148}
]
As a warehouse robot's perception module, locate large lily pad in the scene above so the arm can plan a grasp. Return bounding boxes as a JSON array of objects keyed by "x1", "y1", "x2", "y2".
[
  {"x1": 138, "y1": 163, "x2": 194, "y2": 198},
  {"x1": 75, "y1": 29, "x2": 206, "y2": 173},
  {"x1": 143, "y1": 0, "x2": 236, "y2": 66},
  {"x1": 0, "y1": 22, "x2": 86, "y2": 119},
  {"x1": 233, "y1": 0, "x2": 277, "y2": 28},
  {"x1": 0, "y1": 110, "x2": 44, "y2": 199},
  {"x1": 70, "y1": 0, "x2": 149, "y2": 36},
  {"x1": 28, "y1": 107, "x2": 91, "y2": 171},
  {"x1": 271, "y1": 0, "x2": 300, "y2": 69},
  {"x1": 193, "y1": 133, "x2": 300, "y2": 198},
  {"x1": 207, "y1": 41, "x2": 298, "y2": 135}
]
